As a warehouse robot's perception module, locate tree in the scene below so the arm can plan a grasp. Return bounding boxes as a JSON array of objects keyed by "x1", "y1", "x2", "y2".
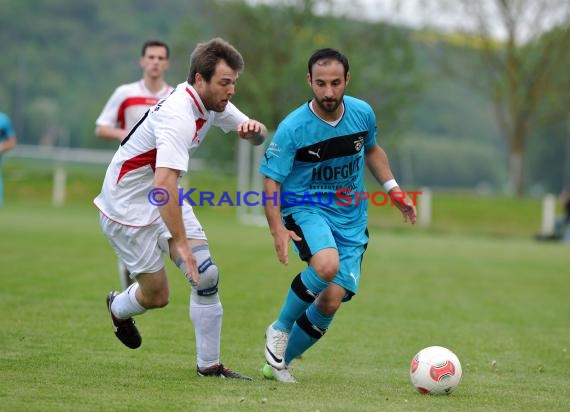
[
  {"x1": 179, "y1": 0, "x2": 421, "y2": 167},
  {"x1": 433, "y1": 0, "x2": 570, "y2": 195}
]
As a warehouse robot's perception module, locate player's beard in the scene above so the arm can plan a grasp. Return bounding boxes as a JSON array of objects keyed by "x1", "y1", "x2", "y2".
[
  {"x1": 205, "y1": 99, "x2": 228, "y2": 112},
  {"x1": 201, "y1": 90, "x2": 228, "y2": 112},
  {"x1": 315, "y1": 97, "x2": 342, "y2": 113}
]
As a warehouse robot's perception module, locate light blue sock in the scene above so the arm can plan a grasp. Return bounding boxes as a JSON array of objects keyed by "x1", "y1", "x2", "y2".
[
  {"x1": 284, "y1": 303, "x2": 334, "y2": 364},
  {"x1": 273, "y1": 290, "x2": 307, "y2": 333},
  {"x1": 273, "y1": 267, "x2": 330, "y2": 332},
  {"x1": 300, "y1": 266, "x2": 330, "y2": 293}
]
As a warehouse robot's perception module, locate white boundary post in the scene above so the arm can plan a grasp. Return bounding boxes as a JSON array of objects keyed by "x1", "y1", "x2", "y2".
[
  {"x1": 237, "y1": 139, "x2": 267, "y2": 226},
  {"x1": 418, "y1": 187, "x2": 432, "y2": 227},
  {"x1": 52, "y1": 165, "x2": 66, "y2": 207},
  {"x1": 540, "y1": 194, "x2": 556, "y2": 236}
]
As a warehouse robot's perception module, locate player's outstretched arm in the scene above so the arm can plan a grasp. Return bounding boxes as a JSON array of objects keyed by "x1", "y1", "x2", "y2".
[
  {"x1": 95, "y1": 125, "x2": 129, "y2": 142},
  {"x1": 0, "y1": 135, "x2": 16, "y2": 153},
  {"x1": 391, "y1": 191, "x2": 417, "y2": 224},
  {"x1": 237, "y1": 119, "x2": 267, "y2": 146},
  {"x1": 365, "y1": 145, "x2": 417, "y2": 224}
]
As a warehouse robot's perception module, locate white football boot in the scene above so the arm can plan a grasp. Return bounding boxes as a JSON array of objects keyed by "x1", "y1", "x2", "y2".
[
  {"x1": 265, "y1": 323, "x2": 289, "y2": 370},
  {"x1": 262, "y1": 363, "x2": 297, "y2": 383}
]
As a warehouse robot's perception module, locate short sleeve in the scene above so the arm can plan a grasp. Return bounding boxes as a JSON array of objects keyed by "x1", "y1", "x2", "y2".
[
  {"x1": 212, "y1": 102, "x2": 249, "y2": 133},
  {"x1": 0, "y1": 113, "x2": 15, "y2": 140},
  {"x1": 154, "y1": 108, "x2": 194, "y2": 173},
  {"x1": 364, "y1": 106, "x2": 377, "y2": 149},
  {"x1": 96, "y1": 86, "x2": 125, "y2": 127}
]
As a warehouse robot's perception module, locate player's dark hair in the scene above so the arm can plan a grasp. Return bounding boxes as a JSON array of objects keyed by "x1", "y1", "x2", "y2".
[
  {"x1": 141, "y1": 40, "x2": 170, "y2": 59},
  {"x1": 307, "y1": 48, "x2": 349, "y2": 79},
  {"x1": 187, "y1": 38, "x2": 244, "y2": 84}
]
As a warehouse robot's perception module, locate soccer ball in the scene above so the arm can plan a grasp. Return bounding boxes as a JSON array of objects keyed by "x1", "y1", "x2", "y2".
[{"x1": 410, "y1": 346, "x2": 462, "y2": 395}]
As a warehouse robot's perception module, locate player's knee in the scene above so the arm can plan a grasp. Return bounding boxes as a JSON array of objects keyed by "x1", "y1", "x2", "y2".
[
  {"x1": 312, "y1": 260, "x2": 339, "y2": 282},
  {"x1": 316, "y1": 294, "x2": 341, "y2": 316},
  {"x1": 192, "y1": 246, "x2": 220, "y2": 305},
  {"x1": 196, "y1": 261, "x2": 219, "y2": 299},
  {"x1": 310, "y1": 249, "x2": 339, "y2": 281}
]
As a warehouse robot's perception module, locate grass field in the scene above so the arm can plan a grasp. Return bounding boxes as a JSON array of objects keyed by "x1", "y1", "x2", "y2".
[{"x1": 1, "y1": 194, "x2": 568, "y2": 411}]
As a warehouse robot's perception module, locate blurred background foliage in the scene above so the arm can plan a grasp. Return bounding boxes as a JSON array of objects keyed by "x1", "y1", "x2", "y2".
[{"x1": 0, "y1": 0, "x2": 568, "y2": 194}]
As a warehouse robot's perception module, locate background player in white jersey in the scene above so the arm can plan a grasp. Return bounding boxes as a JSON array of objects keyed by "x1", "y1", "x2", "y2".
[
  {"x1": 96, "y1": 39, "x2": 172, "y2": 142},
  {"x1": 95, "y1": 38, "x2": 267, "y2": 379},
  {"x1": 95, "y1": 39, "x2": 173, "y2": 290},
  {"x1": 259, "y1": 48, "x2": 417, "y2": 382}
]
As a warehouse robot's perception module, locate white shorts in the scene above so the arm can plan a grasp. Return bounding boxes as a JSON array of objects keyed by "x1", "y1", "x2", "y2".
[{"x1": 99, "y1": 206, "x2": 207, "y2": 278}]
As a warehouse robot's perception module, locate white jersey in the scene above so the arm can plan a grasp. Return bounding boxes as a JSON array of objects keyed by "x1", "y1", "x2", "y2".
[
  {"x1": 96, "y1": 80, "x2": 173, "y2": 132},
  {"x1": 94, "y1": 82, "x2": 249, "y2": 226}
]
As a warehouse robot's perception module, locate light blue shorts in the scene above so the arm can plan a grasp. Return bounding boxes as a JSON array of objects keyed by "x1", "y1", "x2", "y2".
[{"x1": 283, "y1": 210, "x2": 368, "y2": 298}]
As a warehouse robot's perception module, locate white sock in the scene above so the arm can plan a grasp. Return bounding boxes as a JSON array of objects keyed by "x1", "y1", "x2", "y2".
[
  {"x1": 111, "y1": 283, "x2": 146, "y2": 319},
  {"x1": 190, "y1": 297, "x2": 223, "y2": 369}
]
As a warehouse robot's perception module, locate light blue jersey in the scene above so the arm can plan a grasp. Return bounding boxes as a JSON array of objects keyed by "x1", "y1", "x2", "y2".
[
  {"x1": 259, "y1": 96, "x2": 377, "y2": 226},
  {"x1": 0, "y1": 113, "x2": 15, "y2": 144}
]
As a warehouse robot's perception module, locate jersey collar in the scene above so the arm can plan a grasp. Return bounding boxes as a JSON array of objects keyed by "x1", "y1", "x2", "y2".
[
  {"x1": 185, "y1": 83, "x2": 206, "y2": 117},
  {"x1": 139, "y1": 79, "x2": 170, "y2": 97}
]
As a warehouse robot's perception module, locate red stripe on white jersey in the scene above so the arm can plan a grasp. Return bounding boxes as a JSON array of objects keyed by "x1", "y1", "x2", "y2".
[
  {"x1": 117, "y1": 97, "x2": 161, "y2": 129},
  {"x1": 116, "y1": 149, "x2": 157, "y2": 184},
  {"x1": 185, "y1": 87, "x2": 204, "y2": 116},
  {"x1": 185, "y1": 87, "x2": 206, "y2": 142}
]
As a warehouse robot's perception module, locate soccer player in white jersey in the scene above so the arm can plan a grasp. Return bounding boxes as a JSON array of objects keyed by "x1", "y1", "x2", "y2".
[
  {"x1": 95, "y1": 39, "x2": 173, "y2": 290},
  {"x1": 95, "y1": 38, "x2": 267, "y2": 380}
]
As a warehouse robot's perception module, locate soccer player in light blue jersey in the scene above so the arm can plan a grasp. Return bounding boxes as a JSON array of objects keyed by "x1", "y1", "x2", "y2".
[{"x1": 259, "y1": 48, "x2": 417, "y2": 383}]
